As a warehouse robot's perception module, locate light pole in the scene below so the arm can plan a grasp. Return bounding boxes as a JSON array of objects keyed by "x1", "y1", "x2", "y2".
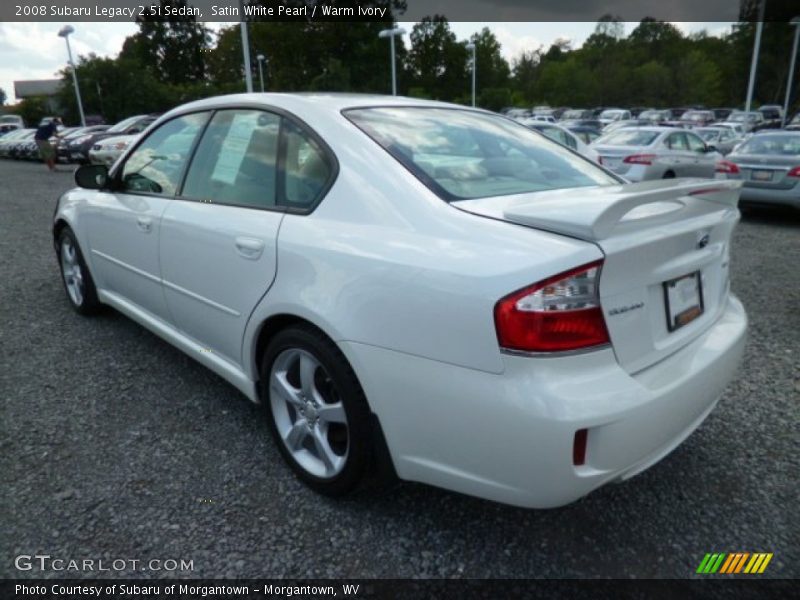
[
  {"x1": 782, "y1": 17, "x2": 800, "y2": 127},
  {"x1": 240, "y1": 0, "x2": 253, "y2": 92},
  {"x1": 466, "y1": 42, "x2": 476, "y2": 107},
  {"x1": 378, "y1": 27, "x2": 405, "y2": 96},
  {"x1": 745, "y1": 1, "x2": 766, "y2": 113},
  {"x1": 58, "y1": 25, "x2": 86, "y2": 127},
  {"x1": 256, "y1": 54, "x2": 266, "y2": 92}
]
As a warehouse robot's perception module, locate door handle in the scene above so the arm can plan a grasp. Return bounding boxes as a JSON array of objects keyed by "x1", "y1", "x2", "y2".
[
  {"x1": 235, "y1": 237, "x2": 265, "y2": 260},
  {"x1": 136, "y1": 216, "x2": 152, "y2": 233}
]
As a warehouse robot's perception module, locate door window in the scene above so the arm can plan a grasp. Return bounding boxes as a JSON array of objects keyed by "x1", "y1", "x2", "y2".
[
  {"x1": 686, "y1": 133, "x2": 706, "y2": 153},
  {"x1": 182, "y1": 109, "x2": 280, "y2": 209},
  {"x1": 120, "y1": 113, "x2": 208, "y2": 196},
  {"x1": 665, "y1": 133, "x2": 688, "y2": 151},
  {"x1": 282, "y1": 119, "x2": 333, "y2": 210}
]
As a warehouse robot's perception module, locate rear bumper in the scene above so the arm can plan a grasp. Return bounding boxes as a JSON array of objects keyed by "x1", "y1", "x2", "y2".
[
  {"x1": 341, "y1": 295, "x2": 747, "y2": 508},
  {"x1": 739, "y1": 185, "x2": 800, "y2": 209}
]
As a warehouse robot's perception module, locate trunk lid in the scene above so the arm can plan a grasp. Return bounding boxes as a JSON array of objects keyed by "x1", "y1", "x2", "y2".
[{"x1": 455, "y1": 178, "x2": 742, "y2": 374}]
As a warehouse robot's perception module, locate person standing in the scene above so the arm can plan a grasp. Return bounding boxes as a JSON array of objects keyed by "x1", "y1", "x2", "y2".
[{"x1": 35, "y1": 117, "x2": 62, "y2": 171}]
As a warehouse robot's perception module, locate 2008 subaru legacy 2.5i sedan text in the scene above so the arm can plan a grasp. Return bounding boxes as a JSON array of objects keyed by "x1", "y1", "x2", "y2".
[{"x1": 53, "y1": 94, "x2": 747, "y2": 509}]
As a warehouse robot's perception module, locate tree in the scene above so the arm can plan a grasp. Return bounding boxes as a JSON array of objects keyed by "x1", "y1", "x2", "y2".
[
  {"x1": 120, "y1": 0, "x2": 211, "y2": 86},
  {"x1": 407, "y1": 16, "x2": 468, "y2": 101},
  {"x1": 468, "y1": 28, "x2": 510, "y2": 92},
  {"x1": 0, "y1": 88, "x2": 6, "y2": 106},
  {"x1": 511, "y1": 49, "x2": 542, "y2": 104},
  {"x1": 16, "y1": 97, "x2": 48, "y2": 127}
]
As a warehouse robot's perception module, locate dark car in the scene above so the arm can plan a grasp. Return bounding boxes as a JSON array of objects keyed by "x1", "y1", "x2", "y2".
[
  {"x1": 712, "y1": 108, "x2": 734, "y2": 122},
  {"x1": 55, "y1": 125, "x2": 110, "y2": 162},
  {"x1": 65, "y1": 114, "x2": 158, "y2": 163},
  {"x1": 679, "y1": 110, "x2": 717, "y2": 128},
  {"x1": 756, "y1": 105, "x2": 783, "y2": 130}
]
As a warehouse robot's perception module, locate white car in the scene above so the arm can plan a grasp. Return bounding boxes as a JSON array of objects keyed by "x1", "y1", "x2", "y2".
[
  {"x1": 53, "y1": 94, "x2": 747, "y2": 509},
  {"x1": 88, "y1": 134, "x2": 140, "y2": 166},
  {"x1": 598, "y1": 108, "x2": 632, "y2": 127},
  {"x1": 524, "y1": 121, "x2": 601, "y2": 163}
]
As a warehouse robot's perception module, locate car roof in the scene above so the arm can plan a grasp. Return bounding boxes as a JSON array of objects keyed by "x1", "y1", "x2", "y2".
[{"x1": 168, "y1": 93, "x2": 466, "y2": 118}]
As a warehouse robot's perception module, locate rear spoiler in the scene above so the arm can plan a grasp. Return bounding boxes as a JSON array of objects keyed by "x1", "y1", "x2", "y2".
[{"x1": 494, "y1": 178, "x2": 742, "y2": 241}]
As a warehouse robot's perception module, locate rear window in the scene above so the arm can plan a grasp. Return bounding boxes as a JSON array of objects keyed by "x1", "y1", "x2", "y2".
[
  {"x1": 595, "y1": 129, "x2": 660, "y2": 147},
  {"x1": 345, "y1": 107, "x2": 617, "y2": 201},
  {"x1": 736, "y1": 134, "x2": 800, "y2": 156}
]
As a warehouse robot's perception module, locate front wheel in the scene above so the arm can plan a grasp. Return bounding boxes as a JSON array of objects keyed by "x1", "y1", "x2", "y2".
[
  {"x1": 261, "y1": 325, "x2": 374, "y2": 496},
  {"x1": 57, "y1": 227, "x2": 101, "y2": 315}
]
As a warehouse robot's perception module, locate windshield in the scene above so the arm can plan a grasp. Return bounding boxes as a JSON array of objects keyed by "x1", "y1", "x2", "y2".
[
  {"x1": 108, "y1": 115, "x2": 144, "y2": 133},
  {"x1": 639, "y1": 111, "x2": 662, "y2": 119},
  {"x1": 595, "y1": 129, "x2": 660, "y2": 146},
  {"x1": 345, "y1": 107, "x2": 617, "y2": 201},
  {"x1": 729, "y1": 112, "x2": 759, "y2": 123},
  {"x1": 735, "y1": 134, "x2": 800, "y2": 156},
  {"x1": 599, "y1": 110, "x2": 624, "y2": 119},
  {"x1": 562, "y1": 110, "x2": 584, "y2": 119}
]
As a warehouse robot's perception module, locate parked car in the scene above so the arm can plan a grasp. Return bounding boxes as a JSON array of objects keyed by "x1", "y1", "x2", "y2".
[
  {"x1": 559, "y1": 109, "x2": 594, "y2": 121},
  {"x1": 786, "y1": 113, "x2": 800, "y2": 131},
  {"x1": 602, "y1": 119, "x2": 652, "y2": 134},
  {"x1": 55, "y1": 125, "x2": 110, "y2": 163},
  {"x1": 679, "y1": 110, "x2": 716, "y2": 128},
  {"x1": 0, "y1": 114, "x2": 24, "y2": 134},
  {"x1": 712, "y1": 108, "x2": 734, "y2": 122},
  {"x1": 716, "y1": 131, "x2": 800, "y2": 209},
  {"x1": 715, "y1": 122, "x2": 747, "y2": 137},
  {"x1": 598, "y1": 108, "x2": 632, "y2": 127},
  {"x1": 592, "y1": 127, "x2": 722, "y2": 181},
  {"x1": 88, "y1": 134, "x2": 141, "y2": 166},
  {"x1": 0, "y1": 128, "x2": 34, "y2": 158},
  {"x1": 6, "y1": 129, "x2": 36, "y2": 159},
  {"x1": 66, "y1": 114, "x2": 158, "y2": 163},
  {"x1": 563, "y1": 124, "x2": 602, "y2": 145},
  {"x1": 559, "y1": 118, "x2": 603, "y2": 130},
  {"x1": 756, "y1": 105, "x2": 784, "y2": 130},
  {"x1": 638, "y1": 109, "x2": 671, "y2": 124},
  {"x1": 725, "y1": 111, "x2": 765, "y2": 133},
  {"x1": 505, "y1": 108, "x2": 532, "y2": 121},
  {"x1": 694, "y1": 127, "x2": 744, "y2": 155},
  {"x1": 526, "y1": 115, "x2": 556, "y2": 123},
  {"x1": 51, "y1": 94, "x2": 746, "y2": 509},
  {"x1": 525, "y1": 122, "x2": 600, "y2": 163}
]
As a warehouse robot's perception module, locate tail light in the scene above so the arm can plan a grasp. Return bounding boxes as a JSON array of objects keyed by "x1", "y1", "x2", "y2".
[
  {"x1": 494, "y1": 261, "x2": 610, "y2": 353},
  {"x1": 787, "y1": 166, "x2": 800, "y2": 178},
  {"x1": 716, "y1": 160, "x2": 740, "y2": 174},
  {"x1": 623, "y1": 154, "x2": 655, "y2": 165}
]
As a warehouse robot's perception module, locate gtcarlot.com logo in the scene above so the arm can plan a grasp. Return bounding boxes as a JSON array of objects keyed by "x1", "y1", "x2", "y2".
[
  {"x1": 15, "y1": 554, "x2": 194, "y2": 573},
  {"x1": 696, "y1": 552, "x2": 773, "y2": 574}
]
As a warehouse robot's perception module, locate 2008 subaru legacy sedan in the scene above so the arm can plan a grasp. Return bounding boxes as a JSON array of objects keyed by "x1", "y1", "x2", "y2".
[{"x1": 53, "y1": 94, "x2": 747, "y2": 508}]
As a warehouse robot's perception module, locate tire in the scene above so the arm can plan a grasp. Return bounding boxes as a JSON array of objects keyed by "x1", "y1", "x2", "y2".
[
  {"x1": 57, "y1": 227, "x2": 101, "y2": 315},
  {"x1": 261, "y1": 325, "x2": 374, "y2": 496},
  {"x1": 662, "y1": 170, "x2": 676, "y2": 179}
]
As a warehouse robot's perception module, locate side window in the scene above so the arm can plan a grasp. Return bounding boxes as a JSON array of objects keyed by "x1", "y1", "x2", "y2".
[
  {"x1": 282, "y1": 119, "x2": 333, "y2": 210},
  {"x1": 120, "y1": 113, "x2": 208, "y2": 196},
  {"x1": 563, "y1": 131, "x2": 578, "y2": 150},
  {"x1": 182, "y1": 109, "x2": 280, "y2": 209},
  {"x1": 686, "y1": 134, "x2": 706, "y2": 152},
  {"x1": 665, "y1": 133, "x2": 688, "y2": 151},
  {"x1": 720, "y1": 129, "x2": 733, "y2": 141}
]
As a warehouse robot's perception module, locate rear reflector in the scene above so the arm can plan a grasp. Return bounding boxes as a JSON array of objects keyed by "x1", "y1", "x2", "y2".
[
  {"x1": 573, "y1": 429, "x2": 588, "y2": 466},
  {"x1": 715, "y1": 160, "x2": 740, "y2": 174},
  {"x1": 623, "y1": 154, "x2": 656, "y2": 165},
  {"x1": 494, "y1": 261, "x2": 610, "y2": 352}
]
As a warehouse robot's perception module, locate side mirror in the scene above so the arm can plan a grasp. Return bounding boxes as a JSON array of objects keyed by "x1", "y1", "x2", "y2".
[
  {"x1": 705, "y1": 145, "x2": 717, "y2": 153},
  {"x1": 75, "y1": 164, "x2": 109, "y2": 190}
]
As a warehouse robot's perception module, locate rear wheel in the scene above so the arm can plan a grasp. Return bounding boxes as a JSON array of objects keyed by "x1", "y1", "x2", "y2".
[
  {"x1": 58, "y1": 227, "x2": 101, "y2": 315},
  {"x1": 261, "y1": 325, "x2": 374, "y2": 496}
]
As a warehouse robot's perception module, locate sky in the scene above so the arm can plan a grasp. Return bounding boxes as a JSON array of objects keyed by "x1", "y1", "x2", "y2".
[{"x1": 0, "y1": 21, "x2": 735, "y2": 105}]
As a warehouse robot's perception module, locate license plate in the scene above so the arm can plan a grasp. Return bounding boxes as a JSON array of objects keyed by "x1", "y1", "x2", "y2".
[
  {"x1": 663, "y1": 272, "x2": 704, "y2": 332},
  {"x1": 751, "y1": 169, "x2": 773, "y2": 181}
]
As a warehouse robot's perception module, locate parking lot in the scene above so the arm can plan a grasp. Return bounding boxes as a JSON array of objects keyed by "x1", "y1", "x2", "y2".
[{"x1": 1, "y1": 158, "x2": 797, "y2": 579}]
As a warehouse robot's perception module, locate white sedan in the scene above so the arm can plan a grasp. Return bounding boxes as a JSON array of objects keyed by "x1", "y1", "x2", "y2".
[
  {"x1": 53, "y1": 94, "x2": 747, "y2": 508},
  {"x1": 88, "y1": 134, "x2": 140, "y2": 167}
]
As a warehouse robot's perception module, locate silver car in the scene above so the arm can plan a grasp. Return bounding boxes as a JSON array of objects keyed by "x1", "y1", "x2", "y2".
[
  {"x1": 694, "y1": 127, "x2": 744, "y2": 155},
  {"x1": 717, "y1": 131, "x2": 800, "y2": 209},
  {"x1": 592, "y1": 127, "x2": 721, "y2": 181}
]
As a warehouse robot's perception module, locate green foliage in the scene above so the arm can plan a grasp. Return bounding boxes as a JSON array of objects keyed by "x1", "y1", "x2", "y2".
[
  {"x1": 16, "y1": 97, "x2": 48, "y2": 126},
  {"x1": 0, "y1": 88, "x2": 6, "y2": 106}
]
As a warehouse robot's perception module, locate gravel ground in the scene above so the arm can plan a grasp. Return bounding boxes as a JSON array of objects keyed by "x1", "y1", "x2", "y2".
[{"x1": 1, "y1": 159, "x2": 798, "y2": 580}]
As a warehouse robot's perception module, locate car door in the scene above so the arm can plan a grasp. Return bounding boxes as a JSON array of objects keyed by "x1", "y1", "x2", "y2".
[
  {"x1": 663, "y1": 132, "x2": 693, "y2": 176},
  {"x1": 158, "y1": 108, "x2": 334, "y2": 367},
  {"x1": 84, "y1": 112, "x2": 210, "y2": 323},
  {"x1": 686, "y1": 131, "x2": 716, "y2": 177}
]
